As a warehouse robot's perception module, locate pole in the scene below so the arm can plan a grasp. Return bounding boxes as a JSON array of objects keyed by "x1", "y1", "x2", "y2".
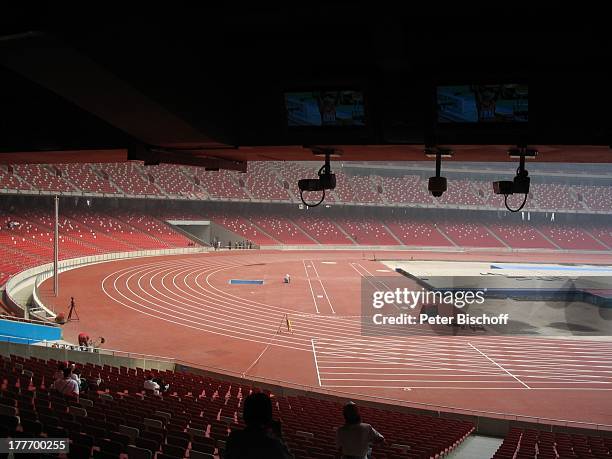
[{"x1": 53, "y1": 196, "x2": 59, "y2": 296}]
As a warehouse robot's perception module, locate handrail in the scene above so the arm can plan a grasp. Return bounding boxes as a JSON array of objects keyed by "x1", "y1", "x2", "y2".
[
  {"x1": 0, "y1": 314, "x2": 57, "y2": 327},
  {"x1": 0, "y1": 334, "x2": 176, "y2": 362},
  {"x1": 2, "y1": 335, "x2": 611, "y2": 432}
]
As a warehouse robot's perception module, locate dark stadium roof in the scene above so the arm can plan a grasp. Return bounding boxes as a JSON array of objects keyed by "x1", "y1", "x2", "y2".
[{"x1": 0, "y1": 5, "x2": 611, "y2": 166}]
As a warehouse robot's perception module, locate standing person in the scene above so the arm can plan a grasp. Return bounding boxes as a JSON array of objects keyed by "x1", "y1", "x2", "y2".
[
  {"x1": 284, "y1": 274, "x2": 291, "y2": 284},
  {"x1": 225, "y1": 393, "x2": 293, "y2": 459},
  {"x1": 78, "y1": 332, "x2": 90, "y2": 351},
  {"x1": 336, "y1": 402, "x2": 384, "y2": 459}
]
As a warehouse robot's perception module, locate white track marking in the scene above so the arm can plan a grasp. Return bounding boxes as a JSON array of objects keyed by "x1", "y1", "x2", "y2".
[
  {"x1": 469, "y1": 342, "x2": 531, "y2": 389},
  {"x1": 94, "y1": 254, "x2": 612, "y2": 392},
  {"x1": 307, "y1": 259, "x2": 336, "y2": 314},
  {"x1": 302, "y1": 259, "x2": 320, "y2": 314},
  {"x1": 312, "y1": 339, "x2": 322, "y2": 387}
]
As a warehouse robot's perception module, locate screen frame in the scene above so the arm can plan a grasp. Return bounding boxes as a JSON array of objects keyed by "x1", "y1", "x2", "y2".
[
  {"x1": 435, "y1": 82, "x2": 529, "y2": 126},
  {"x1": 430, "y1": 75, "x2": 531, "y2": 144},
  {"x1": 282, "y1": 87, "x2": 369, "y2": 130}
]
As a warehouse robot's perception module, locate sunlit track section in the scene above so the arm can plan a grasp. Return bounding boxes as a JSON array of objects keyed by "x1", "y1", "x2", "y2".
[
  {"x1": 101, "y1": 258, "x2": 312, "y2": 352},
  {"x1": 102, "y1": 256, "x2": 442, "y2": 353},
  {"x1": 312, "y1": 337, "x2": 612, "y2": 390},
  {"x1": 468, "y1": 340, "x2": 612, "y2": 389},
  {"x1": 99, "y1": 253, "x2": 612, "y2": 393},
  {"x1": 101, "y1": 256, "x2": 373, "y2": 350},
  {"x1": 303, "y1": 259, "x2": 336, "y2": 314}
]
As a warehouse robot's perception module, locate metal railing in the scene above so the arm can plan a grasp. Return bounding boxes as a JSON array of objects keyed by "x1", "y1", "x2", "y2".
[{"x1": 0, "y1": 314, "x2": 57, "y2": 327}]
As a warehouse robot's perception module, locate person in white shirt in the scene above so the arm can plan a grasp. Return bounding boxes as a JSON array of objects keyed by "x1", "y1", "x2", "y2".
[
  {"x1": 144, "y1": 375, "x2": 161, "y2": 394},
  {"x1": 53, "y1": 368, "x2": 79, "y2": 398},
  {"x1": 336, "y1": 402, "x2": 384, "y2": 459},
  {"x1": 284, "y1": 274, "x2": 291, "y2": 284}
]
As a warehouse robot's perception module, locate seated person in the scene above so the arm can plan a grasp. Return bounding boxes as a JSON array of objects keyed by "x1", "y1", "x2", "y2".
[
  {"x1": 144, "y1": 374, "x2": 163, "y2": 395},
  {"x1": 153, "y1": 377, "x2": 170, "y2": 393},
  {"x1": 336, "y1": 402, "x2": 384, "y2": 459},
  {"x1": 53, "y1": 367, "x2": 79, "y2": 398},
  {"x1": 53, "y1": 362, "x2": 66, "y2": 381},
  {"x1": 90, "y1": 372, "x2": 103, "y2": 391},
  {"x1": 71, "y1": 367, "x2": 89, "y2": 392},
  {"x1": 226, "y1": 392, "x2": 293, "y2": 459},
  {"x1": 284, "y1": 274, "x2": 291, "y2": 284}
]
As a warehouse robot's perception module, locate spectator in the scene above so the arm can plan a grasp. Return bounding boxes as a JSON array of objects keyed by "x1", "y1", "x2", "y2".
[
  {"x1": 153, "y1": 376, "x2": 170, "y2": 393},
  {"x1": 87, "y1": 372, "x2": 103, "y2": 391},
  {"x1": 72, "y1": 367, "x2": 89, "y2": 392},
  {"x1": 143, "y1": 374, "x2": 160, "y2": 394},
  {"x1": 336, "y1": 402, "x2": 384, "y2": 459},
  {"x1": 53, "y1": 367, "x2": 79, "y2": 398},
  {"x1": 226, "y1": 392, "x2": 293, "y2": 459},
  {"x1": 53, "y1": 362, "x2": 66, "y2": 381}
]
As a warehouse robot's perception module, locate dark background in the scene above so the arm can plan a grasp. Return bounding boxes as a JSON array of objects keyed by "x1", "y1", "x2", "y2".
[{"x1": 0, "y1": 5, "x2": 610, "y2": 157}]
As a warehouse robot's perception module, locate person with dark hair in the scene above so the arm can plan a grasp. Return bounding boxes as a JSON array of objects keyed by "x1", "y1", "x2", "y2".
[
  {"x1": 72, "y1": 367, "x2": 89, "y2": 392},
  {"x1": 53, "y1": 362, "x2": 66, "y2": 381},
  {"x1": 336, "y1": 402, "x2": 384, "y2": 459},
  {"x1": 153, "y1": 376, "x2": 169, "y2": 393},
  {"x1": 225, "y1": 392, "x2": 293, "y2": 459},
  {"x1": 78, "y1": 332, "x2": 90, "y2": 350},
  {"x1": 52, "y1": 367, "x2": 79, "y2": 398}
]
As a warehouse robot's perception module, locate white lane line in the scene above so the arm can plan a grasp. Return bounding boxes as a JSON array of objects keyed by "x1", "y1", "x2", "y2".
[
  {"x1": 469, "y1": 342, "x2": 531, "y2": 389},
  {"x1": 308, "y1": 259, "x2": 336, "y2": 314},
  {"x1": 349, "y1": 262, "x2": 402, "y2": 311},
  {"x1": 353, "y1": 263, "x2": 396, "y2": 290},
  {"x1": 99, "y1": 255, "x2": 612, "y2": 392},
  {"x1": 312, "y1": 339, "x2": 322, "y2": 387},
  {"x1": 303, "y1": 259, "x2": 320, "y2": 314},
  {"x1": 318, "y1": 386, "x2": 612, "y2": 391}
]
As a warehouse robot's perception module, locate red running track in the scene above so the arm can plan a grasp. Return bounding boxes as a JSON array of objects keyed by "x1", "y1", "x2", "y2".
[{"x1": 39, "y1": 250, "x2": 612, "y2": 426}]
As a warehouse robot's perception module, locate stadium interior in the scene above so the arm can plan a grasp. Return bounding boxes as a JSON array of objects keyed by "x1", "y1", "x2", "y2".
[{"x1": 0, "y1": 5, "x2": 611, "y2": 459}]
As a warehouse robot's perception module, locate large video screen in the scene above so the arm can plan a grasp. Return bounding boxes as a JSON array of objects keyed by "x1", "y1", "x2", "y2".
[
  {"x1": 437, "y1": 84, "x2": 528, "y2": 123},
  {"x1": 285, "y1": 90, "x2": 365, "y2": 127}
]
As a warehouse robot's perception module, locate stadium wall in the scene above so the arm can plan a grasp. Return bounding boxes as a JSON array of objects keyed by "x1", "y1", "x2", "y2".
[{"x1": 4, "y1": 247, "x2": 210, "y2": 319}]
